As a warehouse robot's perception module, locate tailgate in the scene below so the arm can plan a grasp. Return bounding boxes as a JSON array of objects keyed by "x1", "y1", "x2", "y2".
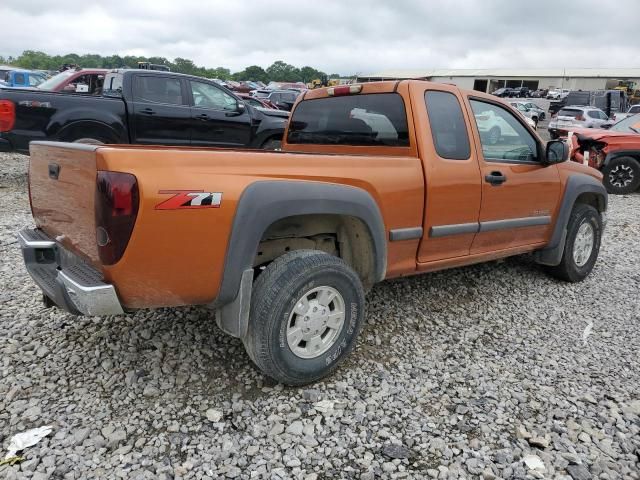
[{"x1": 29, "y1": 142, "x2": 100, "y2": 265}]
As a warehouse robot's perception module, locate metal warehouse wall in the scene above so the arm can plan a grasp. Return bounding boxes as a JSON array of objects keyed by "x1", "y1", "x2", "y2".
[{"x1": 429, "y1": 76, "x2": 640, "y2": 93}]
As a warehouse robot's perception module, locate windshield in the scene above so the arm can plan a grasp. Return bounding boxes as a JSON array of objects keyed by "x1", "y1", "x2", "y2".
[
  {"x1": 37, "y1": 70, "x2": 76, "y2": 90},
  {"x1": 610, "y1": 114, "x2": 640, "y2": 133}
]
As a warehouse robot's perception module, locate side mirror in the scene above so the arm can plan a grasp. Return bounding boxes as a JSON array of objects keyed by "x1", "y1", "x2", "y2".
[
  {"x1": 545, "y1": 140, "x2": 568, "y2": 165},
  {"x1": 226, "y1": 100, "x2": 246, "y2": 116}
]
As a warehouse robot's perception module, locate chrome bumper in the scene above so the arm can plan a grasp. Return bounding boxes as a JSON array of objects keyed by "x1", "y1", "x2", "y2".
[{"x1": 18, "y1": 228, "x2": 124, "y2": 316}]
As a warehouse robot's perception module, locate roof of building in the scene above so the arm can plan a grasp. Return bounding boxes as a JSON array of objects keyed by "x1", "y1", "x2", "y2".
[{"x1": 358, "y1": 68, "x2": 640, "y2": 79}]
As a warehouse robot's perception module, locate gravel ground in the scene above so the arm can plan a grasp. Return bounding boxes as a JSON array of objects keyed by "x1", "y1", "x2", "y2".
[{"x1": 1, "y1": 151, "x2": 639, "y2": 479}]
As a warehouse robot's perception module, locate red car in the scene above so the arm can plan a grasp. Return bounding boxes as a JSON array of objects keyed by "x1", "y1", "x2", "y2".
[
  {"x1": 569, "y1": 113, "x2": 640, "y2": 194},
  {"x1": 238, "y1": 93, "x2": 280, "y2": 110},
  {"x1": 37, "y1": 68, "x2": 108, "y2": 94}
]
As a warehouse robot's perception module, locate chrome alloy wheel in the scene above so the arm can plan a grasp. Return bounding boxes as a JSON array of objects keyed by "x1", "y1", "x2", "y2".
[
  {"x1": 609, "y1": 164, "x2": 634, "y2": 188},
  {"x1": 286, "y1": 286, "x2": 346, "y2": 359},
  {"x1": 572, "y1": 222, "x2": 595, "y2": 267}
]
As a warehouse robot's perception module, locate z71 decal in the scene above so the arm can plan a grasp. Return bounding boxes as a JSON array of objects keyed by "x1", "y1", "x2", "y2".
[{"x1": 155, "y1": 190, "x2": 223, "y2": 210}]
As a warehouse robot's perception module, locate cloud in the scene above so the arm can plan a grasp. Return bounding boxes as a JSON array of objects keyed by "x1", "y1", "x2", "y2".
[{"x1": 1, "y1": 0, "x2": 638, "y2": 74}]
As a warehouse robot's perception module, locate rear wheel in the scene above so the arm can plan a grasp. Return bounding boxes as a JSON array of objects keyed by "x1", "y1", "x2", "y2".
[
  {"x1": 244, "y1": 250, "x2": 365, "y2": 385},
  {"x1": 545, "y1": 204, "x2": 602, "y2": 282},
  {"x1": 261, "y1": 138, "x2": 282, "y2": 150},
  {"x1": 602, "y1": 156, "x2": 640, "y2": 194},
  {"x1": 72, "y1": 138, "x2": 105, "y2": 145}
]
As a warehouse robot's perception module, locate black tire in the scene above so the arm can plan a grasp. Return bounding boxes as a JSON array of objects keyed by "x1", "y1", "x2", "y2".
[
  {"x1": 261, "y1": 138, "x2": 282, "y2": 150},
  {"x1": 545, "y1": 204, "x2": 602, "y2": 282},
  {"x1": 487, "y1": 126, "x2": 501, "y2": 145},
  {"x1": 602, "y1": 156, "x2": 640, "y2": 194},
  {"x1": 72, "y1": 138, "x2": 105, "y2": 145},
  {"x1": 244, "y1": 250, "x2": 365, "y2": 385}
]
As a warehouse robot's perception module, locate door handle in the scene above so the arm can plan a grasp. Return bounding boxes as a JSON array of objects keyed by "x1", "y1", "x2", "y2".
[
  {"x1": 195, "y1": 113, "x2": 209, "y2": 120},
  {"x1": 485, "y1": 171, "x2": 507, "y2": 186},
  {"x1": 140, "y1": 108, "x2": 155, "y2": 115}
]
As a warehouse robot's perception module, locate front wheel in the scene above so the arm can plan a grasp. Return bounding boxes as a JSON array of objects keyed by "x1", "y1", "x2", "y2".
[
  {"x1": 244, "y1": 250, "x2": 365, "y2": 385},
  {"x1": 487, "y1": 127, "x2": 501, "y2": 145},
  {"x1": 545, "y1": 204, "x2": 602, "y2": 282},
  {"x1": 602, "y1": 157, "x2": 640, "y2": 194}
]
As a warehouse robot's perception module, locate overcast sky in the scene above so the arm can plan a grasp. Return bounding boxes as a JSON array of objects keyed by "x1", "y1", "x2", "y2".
[{"x1": 2, "y1": 0, "x2": 638, "y2": 75}]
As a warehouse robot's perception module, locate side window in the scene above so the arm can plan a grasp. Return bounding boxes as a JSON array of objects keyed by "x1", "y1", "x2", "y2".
[
  {"x1": 425, "y1": 91, "x2": 470, "y2": 160},
  {"x1": 14, "y1": 73, "x2": 25, "y2": 85},
  {"x1": 133, "y1": 76, "x2": 184, "y2": 105},
  {"x1": 190, "y1": 81, "x2": 237, "y2": 110},
  {"x1": 587, "y1": 111, "x2": 599, "y2": 119},
  {"x1": 28, "y1": 75, "x2": 41, "y2": 87},
  {"x1": 470, "y1": 99, "x2": 538, "y2": 163}
]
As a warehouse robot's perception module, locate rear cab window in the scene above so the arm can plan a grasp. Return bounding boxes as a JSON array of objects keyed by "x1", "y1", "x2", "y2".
[
  {"x1": 287, "y1": 93, "x2": 409, "y2": 147},
  {"x1": 558, "y1": 108, "x2": 582, "y2": 118},
  {"x1": 425, "y1": 91, "x2": 470, "y2": 160}
]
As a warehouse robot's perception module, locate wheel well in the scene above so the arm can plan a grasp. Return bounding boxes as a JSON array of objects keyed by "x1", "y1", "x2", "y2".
[
  {"x1": 57, "y1": 122, "x2": 116, "y2": 143},
  {"x1": 575, "y1": 192, "x2": 605, "y2": 213},
  {"x1": 255, "y1": 214, "x2": 376, "y2": 289}
]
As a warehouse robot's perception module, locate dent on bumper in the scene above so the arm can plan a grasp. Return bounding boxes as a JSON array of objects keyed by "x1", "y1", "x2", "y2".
[{"x1": 18, "y1": 228, "x2": 124, "y2": 316}]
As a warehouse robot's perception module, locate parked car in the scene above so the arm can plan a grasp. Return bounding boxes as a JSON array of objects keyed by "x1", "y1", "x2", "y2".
[
  {"x1": 548, "y1": 107, "x2": 609, "y2": 139},
  {"x1": 530, "y1": 89, "x2": 548, "y2": 98},
  {"x1": 0, "y1": 69, "x2": 288, "y2": 153},
  {"x1": 18, "y1": 80, "x2": 606, "y2": 385},
  {"x1": 492, "y1": 87, "x2": 512, "y2": 98},
  {"x1": 511, "y1": 87, "x2": 531, "y2": 98},
  {"x1": 252, "y1": 89, "x2": 300, "y2": 111},
  {"x1": 509, "y1": 101, "x2": 543, "y2": 127},
  {"x1": 568, "y1": 114, "x2": 640, "y2": 194},
  {"x1": 515, "y1": 101, "x2": 546, "y2": 121},
  {"x1": 237, "y1": 93, "x2": 288, "y2": 114},
  {"x1": 474, "y1": 107, "x2": 534, "y2": 143},
  {"x1": 1, "y1": 70, "x2": 47, "y2": 88},
  {"x1": 36, "y1": 68, "x2": 108, "y2": 94},
  {"x1": 547, "y1": 88, "x2": 570, "y2": 100}
]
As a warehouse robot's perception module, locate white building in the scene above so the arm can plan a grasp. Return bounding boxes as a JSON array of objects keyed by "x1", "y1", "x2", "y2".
[{"x1": 357, "y1": 68, "x2": 640, "y2": 93}]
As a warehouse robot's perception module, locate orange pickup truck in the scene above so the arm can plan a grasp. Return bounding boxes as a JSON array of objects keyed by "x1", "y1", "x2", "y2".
[{"x1": 19, "y1": 81, "x2": 607, "y2": 385}]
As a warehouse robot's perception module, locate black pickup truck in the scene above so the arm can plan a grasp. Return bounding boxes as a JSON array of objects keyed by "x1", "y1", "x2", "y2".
[{"x1": 0, "y1": 69, "x2": 288, "y2": 153}]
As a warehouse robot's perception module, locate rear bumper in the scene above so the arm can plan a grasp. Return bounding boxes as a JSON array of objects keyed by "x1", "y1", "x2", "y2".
[{"x1": 18, "y1": 228, "x2": 124, "y2": 316}]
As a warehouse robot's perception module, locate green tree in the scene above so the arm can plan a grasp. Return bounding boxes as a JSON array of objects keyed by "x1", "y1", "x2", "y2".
[
  {"x1": 299, "y1": 66, "x2": 326, "y2": 83},
  {"x1": 234, "y1": 65, "x2": 268, "y2": 83},
  {"x1": 266, "y1": 60, "x2": 301, "y2": 82}
]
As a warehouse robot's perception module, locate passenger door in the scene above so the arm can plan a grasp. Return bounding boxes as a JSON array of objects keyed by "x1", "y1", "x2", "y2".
[
  {"x1": 465, "y1": 98, "x2": 561, "y2": 254},
  {"x1": 130, "y1": 75, "x2": 191, "y2": 146},
  {"x1": 411, "y1": 84, "x2": 483, "y2": 263},
  {"x1": 187, "y1": 80, "x2": 252, "y2": 147}
]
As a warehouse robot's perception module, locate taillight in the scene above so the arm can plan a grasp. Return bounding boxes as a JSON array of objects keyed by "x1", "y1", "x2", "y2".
[
  {"x1": 0, "y1": 100, "x2": 15, "y2": 132},
  {"x1": 95, "y1": 171, "x2": 139, "y2": 265},
  {"x1": 327, "y1": 85, "x2": 362, "y2": 96}
]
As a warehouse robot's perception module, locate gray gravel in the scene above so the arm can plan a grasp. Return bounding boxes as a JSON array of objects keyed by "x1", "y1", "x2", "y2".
[{"x1": 1, "y1": 151, "x2": 639, "y2": 479}]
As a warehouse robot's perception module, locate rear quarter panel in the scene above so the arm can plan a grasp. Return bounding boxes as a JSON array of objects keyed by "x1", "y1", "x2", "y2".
[{"x1": 96, "y1": 145, "x2": 424, "y2": 309}]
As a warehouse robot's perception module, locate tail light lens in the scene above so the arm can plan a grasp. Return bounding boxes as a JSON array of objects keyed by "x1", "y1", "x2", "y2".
[
  {"x1": 0, "y1": 100, "x2": 15, "y2": 132},
  {"x1": 95, "y1": 171, "x2": 139, "y2": 265}
]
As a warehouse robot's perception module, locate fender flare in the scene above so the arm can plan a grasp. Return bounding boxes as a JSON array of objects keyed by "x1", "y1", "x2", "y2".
[
  {"x1": 602, "y1": 150, "x2": 640, "y2": 169},
  {"x1": 213, "y1": 181, "x2": 387, "y2": 337},
  {"x1": 54, "y1": 119, "x2": 124, "y2": 143},
  {"x1": 534, "y1": 174, "x2": 607, "y2": 266}
]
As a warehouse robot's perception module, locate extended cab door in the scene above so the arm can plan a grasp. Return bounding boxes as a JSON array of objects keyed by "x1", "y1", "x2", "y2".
[
  {"x1": 129, "y1": 74, "x2": 191, "y2": 146},
  {"x1": 187, "y1": 80, "x2": 253, "y2": 147},
  {"x1": 464, "y1": 97, "x2": 561, "y2": 253},
  {"x1": 411, "y1": 84, "x2": 483, "y2": 263}
]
